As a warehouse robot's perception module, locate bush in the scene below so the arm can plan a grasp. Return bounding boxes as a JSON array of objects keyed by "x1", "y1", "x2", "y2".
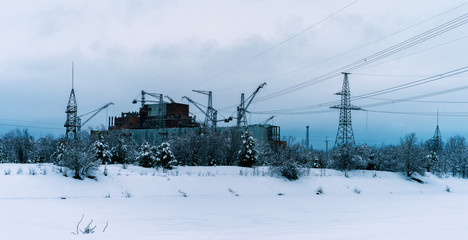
[
  {"x1": 52, "y1": 135, "x2": 99, "y2": 180},
  {"x1": 266, "y1": 142, "x2": 309, "y2": 181},
  {"x1": 316, "y1": 186, "x2": 324, "y2": 195}
]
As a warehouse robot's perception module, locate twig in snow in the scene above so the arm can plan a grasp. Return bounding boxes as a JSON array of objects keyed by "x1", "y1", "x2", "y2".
[
  {"x1": 71, "y1": 214, "x2": 84, "y2": 235},
  {"x1": 103, "y1": 221, "x2": 109, "y2": 232}
]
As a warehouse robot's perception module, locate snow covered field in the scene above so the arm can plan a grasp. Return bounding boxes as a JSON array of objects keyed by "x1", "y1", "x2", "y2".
[{"x1": 1, "y1": 164, "x2": 468, "y2": 239}]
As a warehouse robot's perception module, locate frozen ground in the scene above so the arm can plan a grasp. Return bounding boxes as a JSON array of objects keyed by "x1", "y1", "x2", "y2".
[{"x1": 1, "y1": 164, "x2": 468, "y2": 239}]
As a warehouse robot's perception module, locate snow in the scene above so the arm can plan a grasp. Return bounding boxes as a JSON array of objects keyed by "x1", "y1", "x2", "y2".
[{"x1": 1, "y1": 164, "x2": 468, "y2": 239}]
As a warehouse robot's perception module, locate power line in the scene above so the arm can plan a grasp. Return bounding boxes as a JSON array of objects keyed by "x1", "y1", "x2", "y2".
[
  {"x1": 249, "y1": 2, "x2": 468, "y2": 87},
  {"x1": 365, "y1": 97, "x2": 468, "y2": 104},
  {"x1": 355, "y1": 34, "x2": 468, "y2": 71},
  {"x1": 364, "y1": 109, "x2": 468, "y2": 117},
  {"x1": 0, "y1": 123, "x2": 63, "y2": 130},
  {"x1": 352, "y1": 66, "x2": 468, "y2": 101},
  {"x1": 217, "y1": 5, "x2": 468, "y2": 111},
  {"x1": 250, "y1": 66, "x2": 468, "y2": 114},
  {"x1": 253, "y1": 12, "x2": 468, "y2": 103},
  {"x1": 360, "y1": 83, "x2": 468, "y2": 108},
  {"x1": 0, "y1": 118, "x2": 62, "y2": 126},
  {"x1": 186, "y1": 0, "x2": 359, "y2": 88}
]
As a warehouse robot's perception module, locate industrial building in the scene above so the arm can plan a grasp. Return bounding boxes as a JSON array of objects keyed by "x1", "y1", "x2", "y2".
[{"x1": 96, "y1": 91, "x2": 281, "y2": 145}]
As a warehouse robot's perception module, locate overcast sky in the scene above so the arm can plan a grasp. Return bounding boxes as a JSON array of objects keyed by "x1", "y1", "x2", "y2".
[{"x1": 0, "y1": 0, "x2": 467, "y2": 149}]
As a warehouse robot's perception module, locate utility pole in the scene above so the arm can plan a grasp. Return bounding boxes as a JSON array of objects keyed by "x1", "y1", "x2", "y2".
[
  {"x1": 323, "y1": 136, "x2": 329, "y2": 176},
  {"x1": 330, "y1": 72, "x2": 361, "y2": 148},
  {"x1": 305, "y1": 126, "x2": 309, "y2": 150}
]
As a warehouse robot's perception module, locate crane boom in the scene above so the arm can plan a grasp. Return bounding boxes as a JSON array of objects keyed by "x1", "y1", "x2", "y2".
[
  {"x1": 237, "y1": 82, "x2": 267, "y2": 127},
  {"x1": 260, "y1": 115, "x2": 275, "y2": 124},
  {"x1": 133, "y1": 91, "x2": 163, "y2": 109},
  {"x1": 78, "y1": 102, "x2": 114, "y2": 129},
  {"x1": 183, "y1": 96, "x2": 208, "y2": 117},
  {"x1": 165, "y1": 96, "x2": 176, "y2": 103},
  {"x1": 244, "y1": 82, "x2": 266, "y2": 111}
]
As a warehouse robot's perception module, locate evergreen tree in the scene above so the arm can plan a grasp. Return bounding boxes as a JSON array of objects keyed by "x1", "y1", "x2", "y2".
[
  {"x1": 51, "y1": 141, "x2": 67, "y2": 165},
  {"x1": 238, "y1": 131, "x2": 257, "y2": 167},
  {"x1": 137, "y1": 141, "x2": 158, "y2": 168},
  {"x1": 423, "y1": 151, "x2": 439, "y2": 173},
  {"x1": 0, "y1": 141, "x2": 6, "y2": 163},
  {"x1": 111, "y1": 137, "x2": 129, "y2": 164},
  {"x1": 90, "y1": 134, "x2": 112, "y2": 164},
  {"x1": 155, "y1": 142, "x2": 177, "y2": 169}
]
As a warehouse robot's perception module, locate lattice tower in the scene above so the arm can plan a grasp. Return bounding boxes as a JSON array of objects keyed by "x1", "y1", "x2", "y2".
[{"x1": 330, "y1": 72, "x2": 361, "y2": 148}]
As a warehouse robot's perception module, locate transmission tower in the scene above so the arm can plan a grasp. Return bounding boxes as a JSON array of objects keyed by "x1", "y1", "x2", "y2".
[
  {"x1": 330, "y1": 72, "x2": 361, "y2": 148},
  {"x1": 428, "y1": 111, "x2": 443, "y2": 151},
  {"x1": 64, "y1": 62, "x2": 79, "y2": 140}
]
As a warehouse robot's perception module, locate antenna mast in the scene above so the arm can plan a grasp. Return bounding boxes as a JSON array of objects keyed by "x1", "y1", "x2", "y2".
[{"x1": 65, "y1": 62, "x2": 79, "y2": 139}]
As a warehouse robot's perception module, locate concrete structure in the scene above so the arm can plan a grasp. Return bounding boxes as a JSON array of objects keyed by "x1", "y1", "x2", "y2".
[
  {"x1": 95, "y1": 124, "x2": 280, "y2": 145},
  {"x1": 100, "y1": 100, "x2": 281, "y2": 145}
]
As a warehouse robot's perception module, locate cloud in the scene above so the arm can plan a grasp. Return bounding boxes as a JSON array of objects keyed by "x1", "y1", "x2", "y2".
[{"x1": 0, "y1": 0, "x2": 467, "y2": 148}]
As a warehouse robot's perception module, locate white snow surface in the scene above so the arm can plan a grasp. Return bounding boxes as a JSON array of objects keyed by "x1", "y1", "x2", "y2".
[{"x1": 1, "y1": 164, "x2": 468, "y2": 239}]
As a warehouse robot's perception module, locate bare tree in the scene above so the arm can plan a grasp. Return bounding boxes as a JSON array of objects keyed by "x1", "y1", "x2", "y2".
[
  {"x1": 398, "y1": 133, "x2": 423, "y2": 177},
  {"x1": 444, "y1": 135, "x2": 467, "y2": 177}
]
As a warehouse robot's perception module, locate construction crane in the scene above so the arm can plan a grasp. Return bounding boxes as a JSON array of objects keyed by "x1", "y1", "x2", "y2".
[
  {"x1": 132, "y1": 90, "x2": 164, "y2": 109},
  {"x1": 192, "y1": 90, "x2": 217, "y2": 128},
  {"x1": 132, "y1": 90, "x2": 165, "y2": 129},
  {"x1": 77, "y1": 102, "x2": 114, "y2": 131},
  {"x1": 182, "y1": 96, "x2": 217, "y2": 128},
  {"x1": 237, "y1": 82, "x2": 267, "y2": 127},
  {"x1": 182, "y1": 96, "x2": 232, "y2": 127},
  {"x1": 165, "y1": 95, "x2": 176, "y2": 103},
  {"x1": 259, "y1": 115, "x2": 275, "y2": 125}
]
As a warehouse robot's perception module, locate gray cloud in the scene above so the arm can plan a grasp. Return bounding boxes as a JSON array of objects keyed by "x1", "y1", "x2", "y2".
[{"x1": 1, "y1": 0, "x2": 467, "y2": 148}]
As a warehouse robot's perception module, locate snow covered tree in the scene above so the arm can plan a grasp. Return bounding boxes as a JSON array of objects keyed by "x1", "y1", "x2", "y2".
[
  {"x1": 398, "y1": 133, "x2": 423, "y2": 177},
  {"x1": 444, "y1": 135, "x2": 468, "y2": 177},
  {"x1": 266, "y1": 142, "x2": 309, "y2": 180},
  {"x1": 90, "y1": 134, "x2": 112, "y2": 164},
  {"x1": 0, "y1": 141, "x2": 6, "y2": 163},
  {"x1": 53, "y1": 134, "x2": 99, "y2": 180},
  {"x1": 111, "y1": 136, "x2": 137, "y2": 164},
  {"x1": 238, "y1": 130, "x2": 257, "y2": 167},
  {"x1": 2, "y1": 129, "x2": 35, "y2": 163},
  {"x1": 423, "y1": 151, "x2": 440, "y2": 173},
  {"x1": 137, "y1": 141, "x2": 158, "y2": 168},
  {"x1": 155, "y1": 142, "x2": 177, "y2": 169},
  {"x1": 31, "y1": 135, "x2": 57, "y2": 163},
  {"x1": 332, "y1": 144, "x2": 355, "y2": 172}
]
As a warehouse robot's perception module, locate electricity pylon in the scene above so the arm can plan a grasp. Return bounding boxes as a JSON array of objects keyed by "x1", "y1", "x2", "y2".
[{"x1": 330, "y1": 72, "x2": 361, "y2": 148}]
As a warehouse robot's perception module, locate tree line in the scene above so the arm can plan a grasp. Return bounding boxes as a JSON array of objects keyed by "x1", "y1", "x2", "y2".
[{"x1": 0, "y1": 128, "x2": 465, "y2": 180}]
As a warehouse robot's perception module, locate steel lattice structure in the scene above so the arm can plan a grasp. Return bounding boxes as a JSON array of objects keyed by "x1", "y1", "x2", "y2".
[
  {"x1": 330, "y1": 72, "x2": 361, "y2": 148},
  {"x1": 64, "y1": 63, "x2": 78, "y2": 139},
  {"x1": 428, "y1": 113, "x2": 443, "y2": 152}
]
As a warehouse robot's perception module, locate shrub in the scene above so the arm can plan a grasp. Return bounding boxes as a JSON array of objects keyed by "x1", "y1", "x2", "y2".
[
  {"x1": 316, "y1": 186, "x2": 324, "y2": 195},
  {"x1": 53, "y1": 137, "x2": 99, "y2": 180}
]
